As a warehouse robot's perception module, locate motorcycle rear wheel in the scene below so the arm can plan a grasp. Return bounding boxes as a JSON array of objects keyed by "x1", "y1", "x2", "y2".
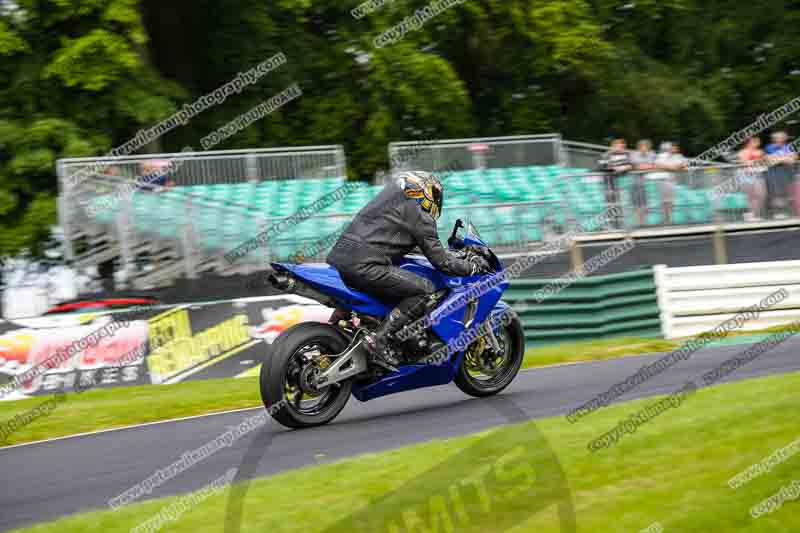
[
  {"x1": 454, "y1": 311, "x2": 525, "y2": 397},
  {"x1": 261, "y1": 323, "x2": 353, "y2": 429}
]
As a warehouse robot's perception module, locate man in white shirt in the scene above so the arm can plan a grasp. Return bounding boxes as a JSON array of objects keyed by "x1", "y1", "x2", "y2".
[
  {"x1": 630, "y1": 139, "x2": 656, "y2": 226},
  {"x1": 650, "y1": 142, "x2": 686, "y2": 225}
]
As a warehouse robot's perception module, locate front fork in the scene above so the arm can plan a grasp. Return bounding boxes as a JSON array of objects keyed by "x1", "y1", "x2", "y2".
[{"x1": 484, "y1": 324, "x2": 502, "y2": 354}]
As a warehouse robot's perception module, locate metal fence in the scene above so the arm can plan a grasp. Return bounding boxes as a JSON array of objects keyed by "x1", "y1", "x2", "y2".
[
  {"x1": 283, "y1": 198, "x2": 573, "y2": 264},
  {"x1": 58, "y1": 145, "x2": 346, "y2": 190},
  {"x1": 388, "y1": 134, "x2": 564, "y2": 175},
  {"x1": 442, "y1": 198, "x2": 576, "y2": 248},
  {"x1": 558, "y1": 140, "x2": 607, "y2": 170},
  {"x1": 56, "y1": 146, "x2": 347, "y2": 288},
  {"x1": 53, "y1": 135, "x2": 800, "y2": 292},
  {"x1": 546, "y1": 162, "x2": 800, "y2": 230}
]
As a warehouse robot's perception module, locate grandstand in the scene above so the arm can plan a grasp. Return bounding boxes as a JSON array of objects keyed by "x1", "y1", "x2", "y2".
[
  {"x1": 57, "y1": 135, "x2": 754, "y2": 290},
  {"x1": 57, "y1": 145, "x2": 348, "y2": 287}
]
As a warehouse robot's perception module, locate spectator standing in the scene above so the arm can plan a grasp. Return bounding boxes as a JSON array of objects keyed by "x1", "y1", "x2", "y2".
[
  {"x1": 598, "y1": 139, "x2": 633, "y2": 228},
  {"x1": 651, "y1": 142, "x2": 687, "y2": 225},
  {"x1": 630, "y1": 139, "x2": 656, "y2": 226},
  {"x1": 139, "y1": 159, "x2": 174, "y2": 192},
  {"x1": 764, "y1": 131, "x2": 797, "y2": 219},
  {"x1": 737, "y1": 137, "x2": 767, "y2": 221}
]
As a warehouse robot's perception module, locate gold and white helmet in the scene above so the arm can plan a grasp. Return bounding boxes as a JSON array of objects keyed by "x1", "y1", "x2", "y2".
[{"x1": 396, "y1": 171, "x2": 444, "y2": 220}]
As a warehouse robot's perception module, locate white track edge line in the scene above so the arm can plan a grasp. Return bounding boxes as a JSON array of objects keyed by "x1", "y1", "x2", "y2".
[
  {"x1": 0, "y1": 405, "x2": 264, "y2": 451},
  {"x1": 0, "y1": 345, "x2": 755, "y2": 451},
  {"x1": 0, "y1": 360, "x2": 630, "y2": 451}
]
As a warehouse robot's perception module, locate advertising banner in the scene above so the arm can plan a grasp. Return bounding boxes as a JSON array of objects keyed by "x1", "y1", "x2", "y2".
[
  {"x1": 0, "y1": 295, "x2": 335, "y2": 399},
  {"x1": 0, "y1": 315, "x2": 150, "y2": 396},
  {"x1": 150, "y1": 296, "x2": 334, "y2": 383}
]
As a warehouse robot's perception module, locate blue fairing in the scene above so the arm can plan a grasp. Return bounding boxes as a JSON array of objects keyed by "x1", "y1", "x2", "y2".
[
  {"x1": 272, "y1": 229, "x2": 514, "y2": 403},
  {"x1": 272, "y1": 255, "x2": 454, "y2": 317},
  {"x1": 272, "y1": 262, "x2": 392, "y2": 316},
  {"x1": 351, "y1": 299, "x2": 513, "y2": 401}
]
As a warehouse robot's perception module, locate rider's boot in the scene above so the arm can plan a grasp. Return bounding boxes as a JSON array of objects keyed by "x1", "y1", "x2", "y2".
[{"x1": 362, "y1": 307, "x2": 413, "y2": 370}]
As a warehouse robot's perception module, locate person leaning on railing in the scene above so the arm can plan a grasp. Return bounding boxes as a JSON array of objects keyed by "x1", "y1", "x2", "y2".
[
  {"x1": 651, "y1": 142, "x2": 687, "y2": 225},
  {"x1": 138, "y1": 159, "x2": 175, "y2": 192},
  {"x1": 737, "y1": 137, "x2": 767, "y2": 222},
  {"x1": 597, "y1": 138, "x2": 633, "y2": 229},
  {"x1": 764, "y1": 131, "x2": 798, "y2": 219},
  {"x1": 630, "y1": 139, "x2": 656, "y2": 227}
]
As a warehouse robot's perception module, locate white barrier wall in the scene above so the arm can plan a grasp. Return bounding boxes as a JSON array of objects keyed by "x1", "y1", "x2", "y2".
[
  {"x1": 2, "y1": 286, "x2": 51, "y2": 320},
  {"x1": 654, "y1": 261, "x2": 800, "y2": 339}
]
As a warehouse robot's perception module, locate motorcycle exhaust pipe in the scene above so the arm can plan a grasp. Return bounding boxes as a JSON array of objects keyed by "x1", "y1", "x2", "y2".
[{"x1": 268, "y1": 273, "x2": 339, "y2": 308}]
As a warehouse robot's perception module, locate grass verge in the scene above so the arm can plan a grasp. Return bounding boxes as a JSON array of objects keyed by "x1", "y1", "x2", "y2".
[
  {"x1": 11, "y1": 370, "x2": 799, "y2": 532},
  {"x1": 0, "y1": 377, "x2": 261, "y2": 447},
  {"x1": 522, "y1": 322, "x2": 800, "y2": 369},
  {"x1": 522, "y1": 336, "x2": 676, "y2": 368}
]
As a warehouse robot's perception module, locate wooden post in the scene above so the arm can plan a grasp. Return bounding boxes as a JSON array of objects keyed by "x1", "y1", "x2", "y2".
[
  {"x1": 570, "y1": 241, "x2": 585, "y2": 276},
  {"x1": 713, "y1": 226, "x2": 727, "y2": 265}
]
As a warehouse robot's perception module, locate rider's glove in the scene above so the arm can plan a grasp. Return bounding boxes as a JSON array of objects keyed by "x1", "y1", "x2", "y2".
[
  {"x1": 464, "y1": 245, "x2": 492, "y2": 261},
  {"x1": 467, "y1": 255, "x2": 492, "y2": 275}
]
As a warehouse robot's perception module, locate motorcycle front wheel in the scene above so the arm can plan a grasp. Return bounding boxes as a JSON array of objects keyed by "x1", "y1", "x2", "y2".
[
  {"x1": 454, "y1": 311, "x2": 525, "y2": 397},
  {"x1": 260, "y1": 322, "x2": 353, "y2": 429}
]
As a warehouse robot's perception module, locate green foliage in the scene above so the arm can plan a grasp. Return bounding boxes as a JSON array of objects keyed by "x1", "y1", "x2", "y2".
[
  {"x1": 45, "y1": 30, "x2": 141, "y2": 90},
  {"x1": 2, "y1": 0, "x2": 800, "y2": 256},
  {"x1": 0, "y1": 19, "x2": 29, "y2": 55},
  {"x1": 0, "y1": 0, "x2": 178, "y2": 256}
]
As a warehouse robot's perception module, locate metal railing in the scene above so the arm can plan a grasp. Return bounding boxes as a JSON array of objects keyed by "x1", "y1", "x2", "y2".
[
  {"x1": 53, "y1": 137, "x2": 800, "y2": 292},
  {"x1": 58, "y1": 145, "x2": 346, "y2": 190},
  {"x1": 559, "y1": 140, "x2": 608, "y2": 170},
  {"x1": 244, "y1": 197, "x2": 574, "y2": 264},
  {"x1": 56, "y1": 146, "x2": 348, "y2": 287},
  {"x1": 549, "y1": 162, "x2": 800, "y2": 230},
  {"x1": 388, "y1": 134, "x2": 564, "y2": 174},
  {"x1": 558, "y1": 140, "x2": 723, "y2": 170}
]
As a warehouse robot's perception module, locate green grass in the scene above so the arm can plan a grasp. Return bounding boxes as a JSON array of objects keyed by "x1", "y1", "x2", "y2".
[
  {"x1": 0, "y1": 377, "x2": 262, "y2": 447},
  {"x1": 522, "y1": 322, "x2": 800, "y2": 369},
  {"x1": 3, "y1": 320, "x2": 793, "y2": 447},
  {"x1": 11, "y1": 370, "x2": 800, "y2": 532},
  {"x1": 522, "y1": 336, "x2": 677, "y2": 368}
]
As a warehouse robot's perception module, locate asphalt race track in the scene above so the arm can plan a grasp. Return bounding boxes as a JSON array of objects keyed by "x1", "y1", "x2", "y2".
[{"x1": 2, "y1": 338, "x2": 799, "y2": 531}]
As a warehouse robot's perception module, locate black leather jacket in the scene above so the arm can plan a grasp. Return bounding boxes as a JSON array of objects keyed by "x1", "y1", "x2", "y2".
[{"x1": 327, "y1": 180, "x2": 473, "y2": 276}]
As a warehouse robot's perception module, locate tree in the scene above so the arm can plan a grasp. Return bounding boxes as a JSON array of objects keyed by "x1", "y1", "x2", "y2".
[{"x1": 0, "y1": 0, "x2": 180, "y2": 256}]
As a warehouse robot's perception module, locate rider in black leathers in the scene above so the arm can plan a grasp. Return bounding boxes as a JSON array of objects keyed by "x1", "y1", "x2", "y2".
[{"x1": 327, "y1": 171, "x2": 490, "y2": 368}]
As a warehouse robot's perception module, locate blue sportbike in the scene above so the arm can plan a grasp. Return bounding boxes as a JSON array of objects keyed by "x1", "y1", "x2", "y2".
[{"x1": 261, "y1": 219, "x2": 525, "y2": 428}]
